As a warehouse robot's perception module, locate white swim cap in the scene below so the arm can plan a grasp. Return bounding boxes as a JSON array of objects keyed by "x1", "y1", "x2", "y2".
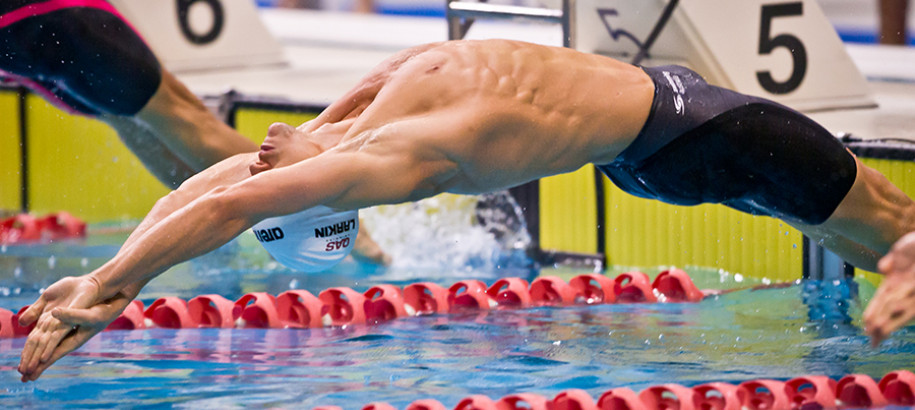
[{"x1": 251, "y1": 206, "x2": 359, "y2": 272}]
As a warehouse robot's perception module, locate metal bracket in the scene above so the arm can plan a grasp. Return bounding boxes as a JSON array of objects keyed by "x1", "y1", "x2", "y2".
[{"x1": 446, "y1": 0, "x2": 577, "y2": 48}]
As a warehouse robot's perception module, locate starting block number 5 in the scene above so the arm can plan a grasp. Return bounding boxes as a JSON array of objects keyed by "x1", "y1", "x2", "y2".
[
  {"x1": 109, "y1": 0, "x2": 285, "y2": 72},
  {"x1": 578, "y1": 0, "x2": 873, "y2": 111},
  {"x1": 756, "y1": 2, "x2": 805, "y2": 95}
]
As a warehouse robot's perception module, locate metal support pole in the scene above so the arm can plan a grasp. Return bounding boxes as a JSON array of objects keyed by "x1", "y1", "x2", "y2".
[{"x1": 446, "y1": 0, "x2": 574, "y2": 48}]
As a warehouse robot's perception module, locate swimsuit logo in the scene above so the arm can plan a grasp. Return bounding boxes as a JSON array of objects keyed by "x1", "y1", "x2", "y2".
[
  {"x1": 662, "y1": 71, "x2": 686, "y2": 116},
  {"x1": 254, "y1": 227, "x2": 285, "y2": 243},
  {"x1": 314, "y1": 219, "x2": 357, "y2": 238}
]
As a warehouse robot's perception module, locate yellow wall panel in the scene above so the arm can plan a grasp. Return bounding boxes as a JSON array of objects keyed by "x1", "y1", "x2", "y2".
[
  {"x1": 0, "y1": 91, "x2": 20, "y2": 212},
  {"x1": 855, "y1": 158, "x2": 915, "y2": 285},
  {"x1": 538, "y1": 165, "x2": 598, "y2": 254},
  {"x1": 25, "y1": 96, "x2": 168, "y2": 222},
  {"x1": 603, "y1": 178, "x2": 804, "y2": 281},
  {"x1": 233, "y1": 108, "x2": 320, "y2": 143}
]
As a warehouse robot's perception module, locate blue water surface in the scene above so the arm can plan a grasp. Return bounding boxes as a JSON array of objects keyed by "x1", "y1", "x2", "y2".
[{"x1": 1, "y1": 235, "x2": 914, "y2": 408}]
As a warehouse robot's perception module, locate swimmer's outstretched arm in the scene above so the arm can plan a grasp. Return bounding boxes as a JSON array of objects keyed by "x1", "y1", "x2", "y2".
[
  {"x1": 17, "y1": 143, "x2": 439, "y2": 381},
  {"x1": 17, "y1": 153, "x2": 257, "y2": 381},
  {"x1": 864, "y1": 232, "x2": 915, "y2": 345}
]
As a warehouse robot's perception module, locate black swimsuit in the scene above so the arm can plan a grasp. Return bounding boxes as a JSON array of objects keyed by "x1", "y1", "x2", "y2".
[
  {"x1": 0, "y1": 0, "x2": 161, "y2": 116},
  {"x1": 597, "y1": 65, "x2": 857, "y2": 226}
]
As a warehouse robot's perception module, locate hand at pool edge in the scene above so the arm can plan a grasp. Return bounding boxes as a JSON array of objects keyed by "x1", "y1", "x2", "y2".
[
  {"x1": 863, "y1": 232, "x2": 915, "y2": 346},
  {"x1": 17, "y1": 276, "x2": 132, "y2": 382}
]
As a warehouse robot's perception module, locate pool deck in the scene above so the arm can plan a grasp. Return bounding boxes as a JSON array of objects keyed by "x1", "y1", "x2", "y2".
[{"x1": 175, "y1": 8, "x2": 915, "y2": 142}]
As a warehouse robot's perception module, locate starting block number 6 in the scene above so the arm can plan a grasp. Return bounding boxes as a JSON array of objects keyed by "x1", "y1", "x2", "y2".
[
  {"x1": 110, "y1": 0, "x2": 285, "y2": 71},
  {"x1": 176, "y1": 0, "x2": 225, "y2": 45}
]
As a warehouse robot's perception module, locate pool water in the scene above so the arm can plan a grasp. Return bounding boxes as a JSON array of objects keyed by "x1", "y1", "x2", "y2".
[{"x1": 1, "y1": 202, "x2": 914, "y2": 408}]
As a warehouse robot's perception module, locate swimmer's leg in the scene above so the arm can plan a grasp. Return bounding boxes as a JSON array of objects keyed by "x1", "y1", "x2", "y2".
[
  {"x1": 0, "y1": 2, "x2": 256, "y2": 180},
  {"x1": 787, "y1": 221, "x2": 883, "y2": 272},
  {"x1": 131, "y1": 71, "x2": 258, "y2": 172},
  {"x1": 792, "y1": 155, "x2": 915, "y2": 272},
  {"x1": 102, "y1": 115, "x2": 195, "y2": 189}
]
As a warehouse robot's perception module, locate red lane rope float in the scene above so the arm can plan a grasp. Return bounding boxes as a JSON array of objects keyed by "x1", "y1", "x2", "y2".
[
  {"x1": 105, "y1": 300, "x2": 146, "y2": 331},
  {"x1": 188, "y1": 294, "x2": 236, "y2": 328},
  {"x1": 613, "y1": 271, "x2": 657, "y2": 303},
  {"x1": 403, "y1": 282, "x2": 450, "y2": 315},
  {"x1": 448, "y1": 280, "x2": 494, "y2": 311},
  {"x1": 693, "y1": 382, "x2": 740, "y2": 410},
  {"x1": 5, "y1": 271, "x2": 912, "y2": 409},
  {"x1": 365, "y1": 284, "x2": 408, "y2": 324},
  {"x1": 0, "y1": 307, "x2": 14, "y2": 338},
  {"x1": 0, "y1": 212, "x2": 86, "y2": 244},
  {"x1": 333, "y1": 371, "x2": 915, "y2": 410},
  {"x1": 0, "y1": 268, "x2": 771, "y2": 338},
  {"x1": 276, "y1": 290, "x2": 323, "y2": 328}
]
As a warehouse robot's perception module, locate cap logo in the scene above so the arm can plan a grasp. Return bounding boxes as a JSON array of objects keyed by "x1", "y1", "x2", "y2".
[{"x1": 253, "y1": 227, "x2": 285, "y2": 243}]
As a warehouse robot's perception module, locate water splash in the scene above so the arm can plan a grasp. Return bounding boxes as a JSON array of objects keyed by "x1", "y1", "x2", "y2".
[{"x1": 360, "y1": 191, "x2": 533, "y2": 279}]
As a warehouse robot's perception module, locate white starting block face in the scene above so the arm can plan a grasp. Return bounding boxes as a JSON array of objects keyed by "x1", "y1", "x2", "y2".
[
  {"x1": 575, "y1": 0, "x2": 874, "y2": 111},
  {"x1": 109, "y1": 0, "x2": 286, "y2": 72}
]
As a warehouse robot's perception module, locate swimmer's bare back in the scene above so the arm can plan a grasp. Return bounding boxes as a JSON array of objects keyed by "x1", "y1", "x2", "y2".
[{"x1": 309, "y1": 40, "x2": 657, "y2": 197}]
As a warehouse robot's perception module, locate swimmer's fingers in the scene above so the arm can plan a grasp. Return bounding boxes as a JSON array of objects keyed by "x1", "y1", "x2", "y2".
[
  {"x1": 20, "y1": 323, "x2": 103, "y2": 382},
  {"x1": 17, "y1": 296, "x2": 48, "y2": 327},
  {"x1": 864, "y1": 275, "x2": 915, "y2": 347},
  {"x1": 878, "y1": 253, "x2": 895, "y2": 275},
  {"x1": 882, "y1": 232, "x2": 915, "y2": 275},
  {"x1": 19, "y1": 310, "x2": 72, "y2": 378},
  {"x1": 19, "y1": 297, "x2": 129, "y2": 382}
]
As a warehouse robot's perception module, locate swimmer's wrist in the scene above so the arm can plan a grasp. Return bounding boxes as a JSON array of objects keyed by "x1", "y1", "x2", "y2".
[
  {"x1": 86, "y1": 272, "x2": 115, "y2": 301},
  {"x1": 87, "y1": 268, "x2": 127, "y2": 301}
]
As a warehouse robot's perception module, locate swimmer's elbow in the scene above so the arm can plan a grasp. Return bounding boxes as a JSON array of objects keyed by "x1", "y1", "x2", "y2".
[
  {"x1": 199, "y1": 186, "x2": 263, "y2": 229},
  {"x1": 205, "y1": 183, "x2": 286, "y2": 227}
]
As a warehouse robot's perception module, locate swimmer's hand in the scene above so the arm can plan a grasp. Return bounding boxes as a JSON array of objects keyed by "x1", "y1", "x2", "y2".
[
  {"x1": 17, "y1": 276, "x2": 132, "y2": 382},
  {"x1": 351, "y1": 225, "x2": 392, "y2": 266},
  {"x1": 864, "y1": 232, "x2": 915, "y2": 346}
]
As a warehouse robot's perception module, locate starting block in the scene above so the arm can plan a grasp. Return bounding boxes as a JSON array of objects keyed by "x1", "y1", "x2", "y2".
[
  {"x1": 109, "y1": 0, "x2": 286, "y2": 72},
  {"x1": 447, "y1": 0, "x2": 875, "y2": 112}
]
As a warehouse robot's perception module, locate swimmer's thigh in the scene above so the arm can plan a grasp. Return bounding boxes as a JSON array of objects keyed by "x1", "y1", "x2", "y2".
[{"x1": 0, "y1": 6, "x2": 161, "y2": 115}]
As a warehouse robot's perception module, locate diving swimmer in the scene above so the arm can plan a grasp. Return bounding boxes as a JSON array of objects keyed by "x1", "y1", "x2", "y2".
[{"x1": 15, "y1": 39, "x2": 915, "y2": 381}]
